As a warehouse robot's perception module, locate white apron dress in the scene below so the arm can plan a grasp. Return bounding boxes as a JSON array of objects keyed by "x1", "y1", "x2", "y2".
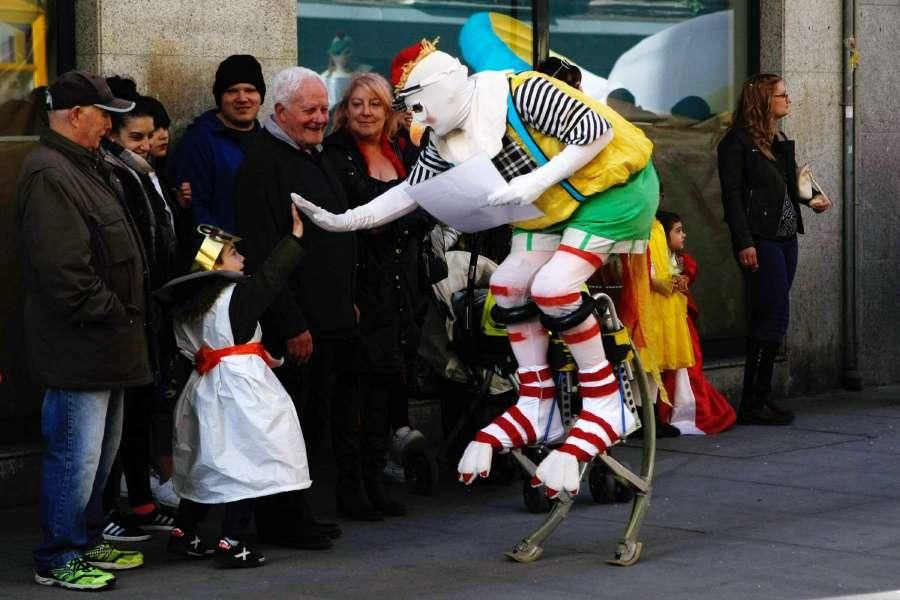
[{"x1": 172, "y1": 283, "x2": 311, "y2": 504}]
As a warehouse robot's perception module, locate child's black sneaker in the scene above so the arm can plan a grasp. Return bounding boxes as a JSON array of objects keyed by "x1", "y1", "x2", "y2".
[
  {"x1": 101, "y1": 510, "x2": 152, "y2": 542},
  {"x1": 214, "y1": 539, "x2": 265, "y2": 568},
  {"x1": 132, "y1": 507, "x2": 176, "y2": 531},
  {"x1": 167, "y1": 527, "x2": 214, "y2": 558}
]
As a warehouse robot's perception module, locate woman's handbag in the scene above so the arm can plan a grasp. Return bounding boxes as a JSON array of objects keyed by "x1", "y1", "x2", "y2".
[{"x1": 798, "y1": 164, "x2": 832, "y2": 211}]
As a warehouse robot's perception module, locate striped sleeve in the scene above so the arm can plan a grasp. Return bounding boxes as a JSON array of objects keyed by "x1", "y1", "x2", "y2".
[
  {"x1": 407, "y1": 135, "x2": 453, "y2": 185},
  {"x1": 512, "y1": 77, "x2": 611, "y2": 145}
]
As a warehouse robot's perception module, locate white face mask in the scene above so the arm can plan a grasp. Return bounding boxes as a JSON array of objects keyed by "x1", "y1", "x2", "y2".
[{"x1": 398, "y1": 53, "x2": 471, "y2": 136}]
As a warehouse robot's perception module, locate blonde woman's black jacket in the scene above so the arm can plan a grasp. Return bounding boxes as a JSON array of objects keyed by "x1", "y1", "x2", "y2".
[
  {"x1": 717, "y1": 127, "x2": 813, "y2": 254},
  {"x1": 322, "y1": 128, "x2": 431, "y2": 373},
  {"x1": 15, "y1": 129, "x2": 152, "y2": 389}
]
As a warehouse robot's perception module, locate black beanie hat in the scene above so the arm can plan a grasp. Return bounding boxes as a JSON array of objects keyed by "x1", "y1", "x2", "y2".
[{"x1": 213, "y1": 55, "x2": 265, "y2": 107}]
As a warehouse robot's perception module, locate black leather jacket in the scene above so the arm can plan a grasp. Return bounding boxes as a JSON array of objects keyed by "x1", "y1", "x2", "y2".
[{"x1": 717, "y1": 127, "x2": 814, "y2": 253}]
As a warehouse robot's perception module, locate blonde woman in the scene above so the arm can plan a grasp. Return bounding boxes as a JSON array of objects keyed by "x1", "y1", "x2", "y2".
[{"x1": 323, "y1": 72, "x2": 432, "y2": 518}]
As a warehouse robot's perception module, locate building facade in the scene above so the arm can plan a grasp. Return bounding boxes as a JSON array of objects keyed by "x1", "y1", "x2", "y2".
[{"x1": 0, "y1": 0, "x2": 897, "y2": 505}]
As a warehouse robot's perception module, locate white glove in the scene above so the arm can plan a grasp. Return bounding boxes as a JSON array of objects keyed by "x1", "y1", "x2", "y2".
[
  {"x1": 457, "y1": 441, "x2": 494, "y2": 485},
  {"x1": 291, "y1": 181, "x2": 417, "y2": 232},
  {"x1": 485, "y1": 130, "x2": 613, "y2": 207},
  {"x1": 486, "y1": 169, "x2": 553, "y2": 207},
  {"x1": 533, "y1": 449, "x2": 581, "y2": 499},
  {"x1": 291, "y1": 193, "x2": 353, "y2": 232}
]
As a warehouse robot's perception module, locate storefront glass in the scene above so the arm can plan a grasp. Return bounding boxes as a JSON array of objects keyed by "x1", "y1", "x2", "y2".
[
  {"x1": 547, "y1": 1, "x2": 749, "y2": 353},
  {"x1": 298, "y1": 0, "x2": 750, "y2": 355},
  {"x1": 0, "y1": 0, "x2": 58, "y2": 433}
]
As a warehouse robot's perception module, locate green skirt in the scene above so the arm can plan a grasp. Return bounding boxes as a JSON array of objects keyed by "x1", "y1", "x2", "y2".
[{"x1": 515, "y1": 161, "x2": 660, "y2": 242}]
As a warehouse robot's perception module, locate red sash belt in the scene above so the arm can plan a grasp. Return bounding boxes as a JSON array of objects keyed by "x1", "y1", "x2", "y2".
[{"x1": 195, "y1": 342, "x2": 278, "y2": 375}]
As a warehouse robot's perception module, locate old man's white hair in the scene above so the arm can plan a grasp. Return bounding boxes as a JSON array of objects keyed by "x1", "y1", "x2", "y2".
[{"x1": 271, "y1": 67, "x2": 326, "y2": 106}]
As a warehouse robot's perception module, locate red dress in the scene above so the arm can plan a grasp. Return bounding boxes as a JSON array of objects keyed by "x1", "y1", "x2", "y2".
[{"x1": 658, "y1": 253, "x2": 736, "y2": 434}]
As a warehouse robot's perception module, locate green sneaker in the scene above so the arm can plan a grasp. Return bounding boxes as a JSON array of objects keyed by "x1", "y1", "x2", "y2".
[
  {"x1": 83, "y1": 542, "x2": 144, "y2": 570},
  {"x1": 34, "y1": 557, "x2": 116, "y2": 590}
]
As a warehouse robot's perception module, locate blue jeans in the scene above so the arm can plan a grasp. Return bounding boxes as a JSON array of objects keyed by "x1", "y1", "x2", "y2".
[
  {"x1": 33, "y1": 388, "x2": 124, "y2": 571},
  {"x1": 745, "y1": 237, "x2": 799, "y2": 344}
]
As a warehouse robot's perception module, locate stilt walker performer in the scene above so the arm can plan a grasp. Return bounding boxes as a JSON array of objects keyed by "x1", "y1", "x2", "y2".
[{"x1": 293, "y1": 40, "x2": 658, "y2": 498}]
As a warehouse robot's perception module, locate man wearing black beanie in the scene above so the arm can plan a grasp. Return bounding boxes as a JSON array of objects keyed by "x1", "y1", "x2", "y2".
[{"x1": 169, "y1": 54, "x2": 264, "y2": 232}]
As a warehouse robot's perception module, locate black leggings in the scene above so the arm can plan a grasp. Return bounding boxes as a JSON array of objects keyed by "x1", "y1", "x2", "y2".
[
  {"x1": 175, "y1": 498, "x2": 256, "y2": 540},
  {"x1": 102, "y1": 384, "x2": 155, "y2": 512}
]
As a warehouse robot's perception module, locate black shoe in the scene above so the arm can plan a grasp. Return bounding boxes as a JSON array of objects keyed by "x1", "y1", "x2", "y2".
[
  {"x1": 765, "y1": 400, "x2": 795, "y2": 423},
  {"x1": 258, "y1": 526, "x2": 333, "y2": 550},
  {"x1": 655, "y1": 419, "x2": 681, "y2": 439},
  {"x1": 628, "y1": 420, "x2": 681, "y2": 439},
  {"x1": 101, "y1": 510, "x2": 152, "y2": 542},
  {"x1": 737, "y1": 404, "x2": 794, "y2": 426},
  {"x1": 214, "y1": 539, "x2": 265, "y2": 568},
  {"x1": 167, "y1": 528, "x2": 214, "y2": 559},
  {"x1": 336, "y1": 493, "x2": 383, "y2": 522},
  {"x1": 309, "y1": 519, "x2": 342, "y2": 539},
  {"x1": 364, "y1": 479, "x2": 407, "y2": 517},
  {"x1": 132, "y1": 507, "x2": 176, "y2": 532}
]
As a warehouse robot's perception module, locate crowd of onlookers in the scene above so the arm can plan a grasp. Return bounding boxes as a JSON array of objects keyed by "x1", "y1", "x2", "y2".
[
  {"x1": 17, "y1": 50, "x2": 452, "y2": 589},
  {"x1": 15, "y1": 39, "x2": 829, "y2": 588}
]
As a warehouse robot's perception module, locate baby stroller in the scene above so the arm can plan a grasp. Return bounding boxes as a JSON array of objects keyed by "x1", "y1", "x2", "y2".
[{"x1": 413, "y1": 247, "x2": 520, "y2": 494}]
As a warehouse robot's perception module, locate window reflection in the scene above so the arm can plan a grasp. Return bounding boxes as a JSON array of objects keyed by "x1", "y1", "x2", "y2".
[{"x1": 297, "y1": 0, "x2": 749, "y2": 354}]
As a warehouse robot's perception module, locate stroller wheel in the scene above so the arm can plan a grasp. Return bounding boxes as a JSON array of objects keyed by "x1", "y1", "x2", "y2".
[
  {"x1": 522, "y1": 479, "x2": 553, "y2": 513},
  {"x1": 404, "y1": 451, "x2": 438, "y2": 496},
  {"x1": 487, "y1": 453, "x2": 518, "y2": 485},
  {"x1": 589, "y1": 461, "x2": 632, "y2": 504}
]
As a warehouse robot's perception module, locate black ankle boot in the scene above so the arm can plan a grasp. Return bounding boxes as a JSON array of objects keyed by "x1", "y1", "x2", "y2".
[
  {"x1": 762, "y1": 397, "x2": 795, "y2": 424},
  {"x1": 736, "y1": 403, "x2": 793, "y2": 426},
  {"x1": 741, "y1": 342, "x2": 794, "y2": 425},
  {"x1": 295, "y1": 490, "x2": 342, "y2": 539},
  {"x1": 364, "y1": 478, "x2": 407, "y2": 517},
  {"x1": 738, "y1": 338, "x2": 763, "y2": 416},
  {"x1": 336, "y1": 487, "x2": 383, "y2": 521}
]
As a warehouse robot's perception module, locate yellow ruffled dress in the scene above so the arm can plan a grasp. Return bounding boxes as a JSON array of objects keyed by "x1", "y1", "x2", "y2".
[{"x1": 647, "y1": 220, "x2": 694, "y2": 371}]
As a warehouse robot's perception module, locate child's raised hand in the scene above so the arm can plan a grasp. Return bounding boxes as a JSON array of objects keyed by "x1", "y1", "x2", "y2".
[{"x1": 291, "y1": 203, "x2": 304, "y2": 239}]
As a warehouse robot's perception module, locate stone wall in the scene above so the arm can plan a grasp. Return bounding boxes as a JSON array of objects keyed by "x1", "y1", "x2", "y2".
[
  {"x1": 760, "y1": 0, "x2": 845, "y2": 394},
  {"x1": 74, "y1": 0, "x2": 298, "y2": 132},
  {"x1": 760, "y1": 0, "x2": 899, "y2": 392},
  {"x1": 68, "y1": 0, "x2": 899, "y2": 393},
  {"x1": 856, "y1": 0, "x2": 900, "y2": 385}
]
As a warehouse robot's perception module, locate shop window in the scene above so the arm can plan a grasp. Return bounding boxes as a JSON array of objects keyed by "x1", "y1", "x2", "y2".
[
  {"x1": 297, "y1": 0, "x2": 751, "y2": 358},
  {"x1": 1, "y1": 0, "x2": 61, "y2": 436}
]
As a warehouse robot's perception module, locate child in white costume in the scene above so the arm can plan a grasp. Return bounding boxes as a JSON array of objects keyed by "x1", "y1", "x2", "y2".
[
  {"x1": 293, "y1": 41, "x2": 658, "y2": 500},
  {"x1": 157, "y1": 206, "x2": 310, "y2": 568}
]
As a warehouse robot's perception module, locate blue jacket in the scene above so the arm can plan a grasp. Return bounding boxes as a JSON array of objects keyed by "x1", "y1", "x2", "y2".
[{"x1": 169, "y1": 110, "x2": 258, "y2": 232}]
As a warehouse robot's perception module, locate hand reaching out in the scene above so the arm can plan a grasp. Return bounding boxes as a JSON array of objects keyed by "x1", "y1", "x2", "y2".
[
  {"x1": 291, "y1": 193, "x2": 352, "y2": 232},
  {"x1": 290, "y1": 204, "x2": 304, "y2": 239}
]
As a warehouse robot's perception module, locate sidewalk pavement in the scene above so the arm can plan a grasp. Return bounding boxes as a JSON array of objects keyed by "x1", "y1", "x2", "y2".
[{"x1": 0, "y1": 385, "x2": 897, "y2": 600}]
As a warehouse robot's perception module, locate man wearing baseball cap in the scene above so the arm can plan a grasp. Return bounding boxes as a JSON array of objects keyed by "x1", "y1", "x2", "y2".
[
  {"x1": 17, "y1": 70, "x2": 150, "y2": 590},
  {"x1": 170, "y1": 54, "x2": 265, "y2": 232}
]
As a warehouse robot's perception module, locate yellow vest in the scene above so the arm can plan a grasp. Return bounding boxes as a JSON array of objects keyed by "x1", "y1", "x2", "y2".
[{"x1": 506, "y1": 72, "x2": 654, "y2": 230}]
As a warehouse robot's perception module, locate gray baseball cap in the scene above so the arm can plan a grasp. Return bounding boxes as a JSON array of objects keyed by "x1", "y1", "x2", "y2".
[{"x1": 46, "y1": 70, "x2": 135, "y2": 113}]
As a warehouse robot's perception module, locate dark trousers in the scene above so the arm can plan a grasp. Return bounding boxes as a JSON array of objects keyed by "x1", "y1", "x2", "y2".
[
  {"x1": 102, "y1": 384, "x2": 154, "y2": 512},
  {"x1": 360, "y1": 372, "x2": 404, "y2": 479},
  {"x1": 256, "y1": 337, "x2": 362, "y2": 530},
  {"x1": 386, "y1": 369, "x2": 412, "y2": 432},
  {"x1": 745, "y1": 237, "x2": 798, "y2": 344},
  {"x1": 175, "y1": 498, "x2": 255, "y2": 540}
]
